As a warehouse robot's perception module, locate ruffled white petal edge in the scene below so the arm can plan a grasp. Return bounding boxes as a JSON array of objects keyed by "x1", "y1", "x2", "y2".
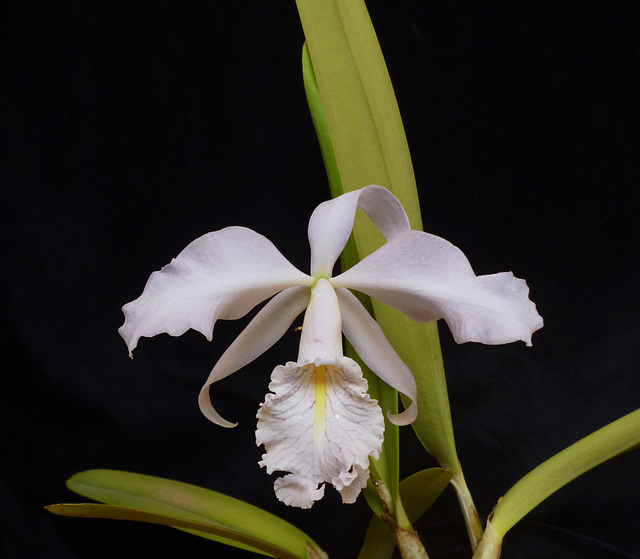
[
  {"x1": 308, "y1": 185, "x2": 411, "y2": 278},
  {"x1": 273, "y1": 474, "x2": 325, "y2": 509},
  {"x1": 333, "y1": 230, "x2": 543, "y2": 346},
  {"x1": 198, "y1": 286, "x2": 310, "y2": 427},
  {"x1": 335, "y1": 288, "x2": 418, "y2": 425},
  {"x1": 272, "y1": 465, "x2": 369, "y2": 508},
  {"x1": 335, "y1": 464, "x2": 370, "y2": 504},
  {"x1": 256, "y1": 356, "x2": 384, "y2": 509},
  {"x1": 119, "y1": 226, "x2": 312, "y2": 355}
]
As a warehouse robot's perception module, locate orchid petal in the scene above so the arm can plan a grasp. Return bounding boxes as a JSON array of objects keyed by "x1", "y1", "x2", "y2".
[
  {"x1": 256, "y1": 357, "x2": 384, "y2": 509},
  {"x1": 198, "y1": 286, "x2": 311, "y2": 428},
  {"x1": 119, "y1": 227, "x2": 312, "y2": 355},
  {"x1": 336, "y1": 288, "x2": 418, "y2": 426},
  {"x1": 333, "y1": 230, "x2": 543, "y2": 346},
  {"x1": 308, "y1": 185, "x2": 410, "y2": 278}
]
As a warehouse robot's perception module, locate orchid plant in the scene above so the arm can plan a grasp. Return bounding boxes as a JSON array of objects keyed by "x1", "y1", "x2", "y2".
[
  {"x1": 47, "y1": 2, "x2": 639, "y2": 558},
  {"x1": 118, "y1": 185, "x2": 542, "y2": 509}
]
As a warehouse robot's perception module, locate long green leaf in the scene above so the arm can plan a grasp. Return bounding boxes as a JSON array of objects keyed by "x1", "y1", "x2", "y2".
[
  {"x1": 296, "y1": 0, "x2": 418, "y2": 208},
  {"x1": 303, "y1": 40, "x2": 398, "y2": 515},
  {"x1": 302, "y1": 43, "x2": 341, "y2": 199},
  {"x1": 295, "y1": 0, "x2": 459, "y2": 474},
  {"x1": 357, "y1": 468, "x2": 453, "y2": 559},
  {"x1": 491, "y1": 408, "x2": 640, "y2": 538},
  {"x1": 63, "y1": 470, "x2": 319, "y2": 558},
  {"x1": 46, "y1": 503, "x2": 305, "y2": 559}
]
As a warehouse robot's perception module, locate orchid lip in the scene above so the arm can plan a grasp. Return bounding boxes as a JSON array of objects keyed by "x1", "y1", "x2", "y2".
[{"x1": 256, "y1": 356, "x2": 384, "y2": 508}]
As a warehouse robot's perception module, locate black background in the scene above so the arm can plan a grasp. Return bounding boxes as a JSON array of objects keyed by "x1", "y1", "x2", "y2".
[{"x1": 2, "y1": 2, "x2": 639, "y2": 558}]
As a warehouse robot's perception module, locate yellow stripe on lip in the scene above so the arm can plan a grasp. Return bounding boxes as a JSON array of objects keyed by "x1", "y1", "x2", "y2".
[{"x1": 314, "y1": 365, "x2": 327, "y2": 447}]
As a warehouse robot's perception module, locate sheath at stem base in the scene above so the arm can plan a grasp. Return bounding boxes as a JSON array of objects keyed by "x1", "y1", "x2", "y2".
[{"x1": 451, "y1": 469, "x2": 483, "y2": 550}]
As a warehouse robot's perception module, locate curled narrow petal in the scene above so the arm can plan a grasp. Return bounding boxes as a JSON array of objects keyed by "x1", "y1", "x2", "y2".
[
  {"x1": 333, "y1": 230, "x2": 543, "y2": 346},
  {"x1": 198, "y1": 286, "x2": 311, "y2": 428},
  {"x1": 256, "y1": 357, "x2": 384, "y2": 509},
  {"x1": 336, "y1": 288, "x2": 418, "y2": 425},
  {"x1": 308, "y1": 185, "x2": 410, "y2": 278},
  {"x1": 119, "y1": 227, "x2": 312, "y2": 355}
]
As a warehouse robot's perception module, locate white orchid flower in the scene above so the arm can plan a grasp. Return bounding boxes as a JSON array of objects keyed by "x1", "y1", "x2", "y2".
[{"x1": 119, "y1": 185, "x2": 543, "y2": 508}]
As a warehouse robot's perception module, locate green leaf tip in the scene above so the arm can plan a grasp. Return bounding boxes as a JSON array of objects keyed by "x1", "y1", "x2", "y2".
[
  {"x1": 45, "y1": 502, "x2": 311, "y2": 558},
  {"x1": 63, "y1": 469, "x2": 319, "y2": 558}
]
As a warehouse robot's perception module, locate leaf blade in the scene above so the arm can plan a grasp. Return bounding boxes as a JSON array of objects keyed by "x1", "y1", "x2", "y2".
[
  {"x1": 46, "y1": 503, "x2": 303, "y2": 558},
  {"x1": 491, "y1": 408, "x2": 640, "y2": 538},
  {"x1": 64, "y1": 470, "x2": 319, "y2": 558},
  {"x1": 296, "y1": 0, "x2": 459, "y2": 474},
  {"x1": 401, "y1": 468, "x2": 454, "y2": 523},
  {"x1": 303, "y1": 39, "x2": 398, "y2": 509}
]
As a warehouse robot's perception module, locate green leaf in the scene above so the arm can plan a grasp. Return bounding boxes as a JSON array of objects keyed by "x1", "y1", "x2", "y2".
[
  {"x1": 401, "y1": 468, "x2": 454, "y2": 522},
  {"x1": 357, "y1": 514, "x2": 395, "y2": 559},
  {"x1": 491, "y1": 408, "x2": 640, "y2": 539},
  {"x1": 302, "y1": 43, "x2": 341, "y2": 199},
  {"x1": 46, "y1": 503, "x2": 306, "y2": 559},
  {"x1": 357, "y1": 468, "x2": 453, "y2": 559},
  {"x1": 295, "y1": 0, "x2": 459, "y2": 474},
  {"x1": 303, "y1": 39, "x2": 399, "y2": 512},
  {"x1": 296, "y1": 0, "x2": 419, "y2": 213},
  {"x1": 63, "y1": 470, "x2": 319, "y2": 558}
]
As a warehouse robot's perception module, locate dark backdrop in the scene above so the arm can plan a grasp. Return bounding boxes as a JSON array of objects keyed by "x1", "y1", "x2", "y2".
[{"x1": 2, "y1": 2, "x2": 639, "y2": 558}]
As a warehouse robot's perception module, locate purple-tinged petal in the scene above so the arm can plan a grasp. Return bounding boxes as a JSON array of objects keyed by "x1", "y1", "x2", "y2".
[
  {"x1": 333, "y1": 230, "x2": 543, "y2": 346},
  {"x1": 198, "y1": 286, "x2": 310, "y2": 427},
  {"x1": 119, "y1": 227, "x2": 312, "y2": 355},
  {"x1": 308, "y1": 185, "x2": 410, "y2": 278},
  {"x1": 336, "y1": 288, "x2": 418, "y2": 425}
]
